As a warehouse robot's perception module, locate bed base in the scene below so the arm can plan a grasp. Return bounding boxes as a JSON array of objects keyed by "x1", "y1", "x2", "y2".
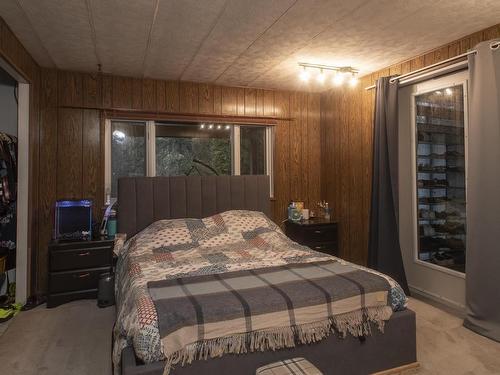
[
  {"x1": 373, "y1": 362, "x2": 420, "y2": 374},
  {"x1": 121, "y1": 309, "x2": 417, "y2": 375}
]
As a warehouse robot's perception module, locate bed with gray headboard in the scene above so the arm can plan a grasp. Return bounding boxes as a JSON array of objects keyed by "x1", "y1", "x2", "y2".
[
  {"x1": 116, "y1": 175, "x2": 417, "y2": 375},
  {"x1": 118, "y1": 175, "x2": 271, "y2": 238}
]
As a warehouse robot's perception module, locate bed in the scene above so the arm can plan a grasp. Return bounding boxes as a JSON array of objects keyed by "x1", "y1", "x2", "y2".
[{"x1": 114, "y1": 175, "x2": 417, "y2": 375}]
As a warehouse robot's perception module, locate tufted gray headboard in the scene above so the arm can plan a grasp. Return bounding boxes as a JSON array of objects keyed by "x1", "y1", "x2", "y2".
[{"x1": 117, "y1": 175, "x2": 270, "y2": 238}]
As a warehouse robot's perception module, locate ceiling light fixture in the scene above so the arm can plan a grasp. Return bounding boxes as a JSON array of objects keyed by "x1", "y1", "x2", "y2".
[
  {"x1": 225, "y1": 125, "x2": 231, "y2": 130},
  {"x1": 200, "y1": 123, "x2": 205, "y2": 129},
  {"x1": 217, "y1": 124, "x2": 222, "y2": 130},
  {"x1": 208, "y1": 124, "x2": 214, "y2": 129},
  {"x1": 298, "y1": 63, "x2": 359, "y2": 88},
  {"x1": 299, "y1": 66, "x2": 310, "y2": 82}
]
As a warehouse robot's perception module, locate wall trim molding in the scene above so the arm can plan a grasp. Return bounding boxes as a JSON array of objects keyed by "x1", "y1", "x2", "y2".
[{"x1": 56, "y1": 105, "x2": 290, "y2": 125}]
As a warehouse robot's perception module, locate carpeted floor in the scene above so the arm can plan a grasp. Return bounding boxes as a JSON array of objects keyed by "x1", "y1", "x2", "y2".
[
  {"x1": 0, "y1": 297, "x2": 499, "y2": 374},
  {"x1": 0, "y1": 300, "x2": 114, "y2": 375},
  {"x1": 409, "y1": 298, "x2": 500, "y2": 374}
]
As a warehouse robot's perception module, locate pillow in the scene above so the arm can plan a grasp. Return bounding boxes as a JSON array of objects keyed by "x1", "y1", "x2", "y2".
[{"x1": 113, "y1": 233, "x2": 127, "y2": 256}]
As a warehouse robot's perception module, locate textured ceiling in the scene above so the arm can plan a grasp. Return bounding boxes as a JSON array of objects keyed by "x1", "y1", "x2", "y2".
[{"x1": 1, "y1": 0, "x2": 499, "y2": 92}]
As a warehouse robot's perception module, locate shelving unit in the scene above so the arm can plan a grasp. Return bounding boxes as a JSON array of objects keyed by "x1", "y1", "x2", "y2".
[{"x1": 415, "y1": 85, "x2": 466, "y2": 273}]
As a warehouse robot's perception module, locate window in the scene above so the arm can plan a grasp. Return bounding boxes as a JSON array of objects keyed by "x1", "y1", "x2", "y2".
[
  {"x1": 110, "y1": 121, "x2": 146, "y2": 196},
  {"x1": 155, "y1": 123, "x2": 231, "y2": 176},
  {"x1": 240, "y1": 126, "x2": 266, "y2": 175},
  {"x1": 413, "y1": 82, "x2": 467, "y2": 274},
  {"x1": 105, "y1": 120, "x2": 274, "y2": 197}
]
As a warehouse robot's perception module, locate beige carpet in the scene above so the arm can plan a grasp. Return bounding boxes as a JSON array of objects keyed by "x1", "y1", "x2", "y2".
[
  {"x1": 0, "y1": 300, "x2": 114, "y2": 375},
  {"x1": 407, "y1": 298, "x2": 500, "y2": 374},
  {"x1": 0, "y1": 297, "x2": 499, "y2": 374}
]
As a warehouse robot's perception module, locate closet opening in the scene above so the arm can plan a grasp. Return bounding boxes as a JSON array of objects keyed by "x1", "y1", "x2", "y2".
[{"x1": 0, "y1": 58, "x2": 30, "y2": 309}]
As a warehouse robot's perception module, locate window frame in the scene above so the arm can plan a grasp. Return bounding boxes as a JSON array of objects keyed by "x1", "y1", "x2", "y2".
[
  {"x1": 105, "y1": 119, "x2": 274, "y2": 198},
  {"x1": 409, "y1": 72, "x2": 469, "y2": 278}
]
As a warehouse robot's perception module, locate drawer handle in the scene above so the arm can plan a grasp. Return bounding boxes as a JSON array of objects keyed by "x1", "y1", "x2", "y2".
[
  {"x1": 77, "y1": 251, "x2": 90, "y2": 256},
  {"x1": 75, "y1": 273, "x2": 90, "y2": 279},
  {"x1": 314, "y1": 230, "x2": 323, "y2": 234}
]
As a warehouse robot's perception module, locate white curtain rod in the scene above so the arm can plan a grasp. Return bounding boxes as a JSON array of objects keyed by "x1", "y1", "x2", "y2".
[
  {"x1": 364, "y1": 49, "x2": 477, "y2": 90},
  {"x1": 399, "y1": 60, "x2": 468, "y2": 87}
]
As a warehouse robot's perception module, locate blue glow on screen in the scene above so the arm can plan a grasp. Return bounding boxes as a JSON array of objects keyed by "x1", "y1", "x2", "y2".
[{"x1": 56, "y1": 199, "x2": 92, "y2": 208}]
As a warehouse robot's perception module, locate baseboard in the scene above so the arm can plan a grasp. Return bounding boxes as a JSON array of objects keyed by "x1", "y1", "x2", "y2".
[
  {"x1": 409, "y1": 285, "x2": 465, "y2": 315},
  {"x1": 372, "y1": 362, "x2": 420, "y2": 375}
]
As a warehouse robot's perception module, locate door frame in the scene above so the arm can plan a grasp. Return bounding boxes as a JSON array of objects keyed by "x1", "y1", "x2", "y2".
[
  {"x1": 0, "y1": 57, "x2": 30, "y2": 304},
  {"x1": 399, "y1": 69, "x2": 469, "y2": 310},
  {"x1": 409, "y1": 73, "x2": 469, "y2": 278},
  {"x1": 16, "y1": 82, "x2": 29, "y2": 304}
]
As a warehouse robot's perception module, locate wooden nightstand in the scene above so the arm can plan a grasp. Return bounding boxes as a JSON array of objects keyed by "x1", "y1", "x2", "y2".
[
  {"x1": 285, "y1": 218, "x2": 338, "y2": 256},
  {"x1": 47, "y1": 239, "x2": 114, "y2": 308}
]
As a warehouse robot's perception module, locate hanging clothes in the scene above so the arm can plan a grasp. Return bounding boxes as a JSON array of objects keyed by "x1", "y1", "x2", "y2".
[{"x1": 0, "y1": 132, "x2": 17, "y2": 274}]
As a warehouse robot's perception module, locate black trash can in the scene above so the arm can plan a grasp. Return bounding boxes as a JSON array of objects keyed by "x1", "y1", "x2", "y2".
[{"x1": 97, "y1": 272, "x2": 115, "y2": 308}]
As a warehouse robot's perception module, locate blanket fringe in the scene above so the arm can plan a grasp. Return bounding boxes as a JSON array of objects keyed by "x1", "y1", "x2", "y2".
[{"x1": 162, "y1": 305, "x2": 392, "y2": 375}]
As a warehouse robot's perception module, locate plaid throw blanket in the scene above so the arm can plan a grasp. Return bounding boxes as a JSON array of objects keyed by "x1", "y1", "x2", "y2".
[
  {"x1": 113, "y1": 211, "x2": 406, "y2": 375},
  {"x1": 148, "y1": 258, "x2": 393, "y2": 374}
]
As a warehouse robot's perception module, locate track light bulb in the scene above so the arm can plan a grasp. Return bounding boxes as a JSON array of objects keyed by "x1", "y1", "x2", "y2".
[
  {"x1": 317, "y1": 69, "x2": 326, "y2": 84},
  {"x1": 299, "y1": 66, "x2": 310, "y2": 82},
  {"x1": 349, "y1": 74, "x2": 358, "y2": 87}
]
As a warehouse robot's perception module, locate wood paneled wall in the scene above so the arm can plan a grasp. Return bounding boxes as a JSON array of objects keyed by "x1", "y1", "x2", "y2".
[
  {"x1": 320, "y1": 23, "x2": 500, "y2": 266},
  {"x1": 35, "y1": 70, "x2": 321, "y2": 294}
]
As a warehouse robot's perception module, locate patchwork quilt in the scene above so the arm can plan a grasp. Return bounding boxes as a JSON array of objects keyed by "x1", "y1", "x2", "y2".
[{"x1": 113, "y1": 210, "x2": 407, "y2": 374}]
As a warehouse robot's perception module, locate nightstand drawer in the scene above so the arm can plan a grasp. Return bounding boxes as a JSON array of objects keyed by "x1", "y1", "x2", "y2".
[
  {"x1": 285, "y1": 218, "x2": 338, "y2": 257},
  {"x1": 50, "y1": 246, "x2": 112, "y2": 271},
  {"x1": 302, "y1": 225, "x2": 337, "y2": 243},
  {"x1": 308, "y1": 242, "x2": 338, "y2": 256},
  {"x1": 49, "y1": 267, "x2": 110, "y2": 294}
]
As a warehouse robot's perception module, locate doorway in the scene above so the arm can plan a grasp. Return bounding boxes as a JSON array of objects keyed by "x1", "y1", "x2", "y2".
[
  {"x1": 0, "y1": 67, "x2": 18, "y2": 305},
  {"x1": 0, "y1": 58, "x2": 30, "y2": 305},
  {"x1": 399, "y1": 70, "x2": 468, "y2": 310}
]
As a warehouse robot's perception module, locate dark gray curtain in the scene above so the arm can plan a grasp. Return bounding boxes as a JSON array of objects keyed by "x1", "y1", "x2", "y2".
[
  {"x1": 464, "y1": 39, "x2": 500, "y2": 342},
  {"x1": 368, "y1": 77, "x2": 409, "y2": 295}
]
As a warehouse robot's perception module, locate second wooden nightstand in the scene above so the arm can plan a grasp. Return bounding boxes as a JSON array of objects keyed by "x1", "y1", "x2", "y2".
[
  {"x1": 47, "y1": 239, "x2": 114, "y2": 308},
  {"x1": 285, "y1": 218, "x2": 338, "y2": 256}
]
